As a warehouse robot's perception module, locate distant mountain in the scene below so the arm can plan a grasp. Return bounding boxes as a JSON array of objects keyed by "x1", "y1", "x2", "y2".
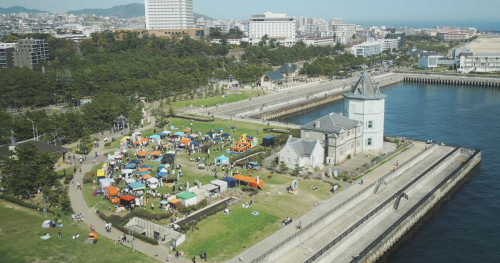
[
  {"x1": 67, "y1": 3, "x2": 144, "y2": 18},
  {"x1": 66, "y1": 3, "x2": 215, "y2": 21},
  {"x1": 0, "y1": 6, "x2": 48, "y2": 14}
]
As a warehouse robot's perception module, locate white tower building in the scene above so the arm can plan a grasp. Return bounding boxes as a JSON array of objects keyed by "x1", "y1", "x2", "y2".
[
  {"x1": 343, "y1": 70, "x2": 386, "y2": 150},
  {"x1": 145, "y1": 0, "x2": 194, "y2": 29}
]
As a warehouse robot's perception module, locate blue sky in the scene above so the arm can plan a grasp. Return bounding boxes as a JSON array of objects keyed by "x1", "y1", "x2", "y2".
[{"x1": 2, "y1": 0, "x2": 500, "y2": 23}]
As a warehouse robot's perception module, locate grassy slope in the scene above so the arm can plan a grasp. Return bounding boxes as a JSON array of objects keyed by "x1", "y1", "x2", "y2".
[{"x1": 0, "y1": 199, "x2": 154, "y2": 263}]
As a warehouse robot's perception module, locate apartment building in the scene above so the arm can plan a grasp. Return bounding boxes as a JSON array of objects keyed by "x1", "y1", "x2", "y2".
[
  {"x1": 145, "y1": 0, "x2": 194, "y2": 29},
  {"x1": 13, "y1": 39, "x2": 49, "y2": 69}
]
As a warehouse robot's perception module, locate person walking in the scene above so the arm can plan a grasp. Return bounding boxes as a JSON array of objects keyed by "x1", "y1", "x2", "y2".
[{"x1": 58, "y1": 230, "x2": 62, "y2": 239}]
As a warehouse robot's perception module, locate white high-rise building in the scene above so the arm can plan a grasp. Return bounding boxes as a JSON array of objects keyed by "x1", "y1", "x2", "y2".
[
  {"x1": 332, "y1": 24, "x2": 356, "y2": 44},
  {"x1": 330, "y1": 18, "x2": 344, "y2": 25},
  {"x1": 248, "y1": 12, "x2": 295, "y2": 39},
  {"x1": 343, "y1": 71, "x2": 387, "y2": 151},
  {"x1": 145, "y1": 0, "x2": 194, "y2": 29}
]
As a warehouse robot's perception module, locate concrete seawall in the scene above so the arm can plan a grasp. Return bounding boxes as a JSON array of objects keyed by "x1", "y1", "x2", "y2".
[{"x1": 358, "y1": 150, "x2": 481, "y2": 263}]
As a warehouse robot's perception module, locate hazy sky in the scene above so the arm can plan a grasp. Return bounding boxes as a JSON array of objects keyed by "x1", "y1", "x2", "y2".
[{"x1": 2, "y1": 0, "x2": 500, "y2": 22}]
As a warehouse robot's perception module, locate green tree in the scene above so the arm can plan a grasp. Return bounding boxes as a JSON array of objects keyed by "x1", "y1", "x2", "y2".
[
  {"x1": 291, "y1": 164, "x2": 303, "y2": 176},
  {"x1": 4, "y1": 35, "x2": 19, "y2": 43},
  {"x1": 169, "y1": 107, "x2": 175, "y2": 117},
  {"x1": 1, "y1": 143, "x2": 60, "y2": 199},
  {"x1": 279, "y1": 161, "x2": 288, "y2": 174}
]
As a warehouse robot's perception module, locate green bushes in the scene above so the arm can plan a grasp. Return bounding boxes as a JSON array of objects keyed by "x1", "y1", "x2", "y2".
[
  {"x1": 63, "y1": 174, "x2": 74, "y2": 184},
  {"x1": 104, "y1": 142, "x2": 111, "y2": 147},
  {"x1": 205, "y1": 203, "x2": 227, "y2": 216},
  {"x1": 83, "y1": 172, "x2": 93, "y2": 184},
  {"x1": 178, "y1": 199, "x2": 208, "y2": 214},
  {"x1": 0, "y1": 195, "x2": 54, "y2": 213},
  {"x1": 174, "y1": 114, "x2": 214, "y2": 122}
]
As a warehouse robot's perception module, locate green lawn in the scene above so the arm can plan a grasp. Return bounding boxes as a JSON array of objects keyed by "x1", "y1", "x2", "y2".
[
  {"x1": 170, "y1": 90, "x2": 262, "y2": 110},
  {"x1": 179, "y1": 207, "x2": 280, "y2": 261},
  {"x1": 0, "y1": 199, "x2": 154, "y2": 263}
]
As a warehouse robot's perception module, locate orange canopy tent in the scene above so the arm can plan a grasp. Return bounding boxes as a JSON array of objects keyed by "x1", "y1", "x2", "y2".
[
  {"x1": 140, "y1": 138, "x2": 149, "y2": 143},
  {"x1": 182, "y1": 128, "x2": 191, "y2": 133},
  {"x1": 133, "y1": 141, "x2": 140, "y2": 144},
  {"x1": 151, "y1": 151, "x2": 161, "y2": 156},
  {"x1": 139, "y1": 168, "x2": 150, "y2": 172},
  {"x1": 137, "y1": 151, "x2": 148, "y2": 156},
  {"x1": 141, "y1": 174, "x2": 152, "y2": 179},
  {"x1": 168, "y1": 198, "x2": 183, "y2": 208},
  {"x1": 180, "y1": 137, "x2": 191, "y2": 146},
  {"x1": 88, "y1": 233, "x2": 98, "y2": 240},
  {"x1": 232, "y1": 174, "x2": 264, "y2": 190}
]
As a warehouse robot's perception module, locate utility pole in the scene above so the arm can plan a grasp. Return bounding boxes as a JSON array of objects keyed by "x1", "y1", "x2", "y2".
[{"x1": 27, "y1": 118, "x2": 35, "y2": 141}]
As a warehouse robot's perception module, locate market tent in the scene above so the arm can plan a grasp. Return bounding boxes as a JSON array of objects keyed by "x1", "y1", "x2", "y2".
[
  {"x1": 180, "y1": 137, "x2": 191, "y2": 146},
  {"x1": 215, "y1": 128, "x2": 223, "y2": 131},
  {"x1": 146, "y1": 177, "x2": 159, "y2": 188},
  {"x1": 221, "y1": 177, "x2": 237, "y2": 188},
  {"x1": 125, "y1": 163, "x2": 137, "y2": 169},
  {"x1": 139, "y1": 171, "x2": 150, "y2": 176},
  {"x1": 97, "y1": 169, "x2": 105, "y2": 179},
  {"x1": 157, "y1": 164, "x2": 166, "y2": 170},
  {"x1": 128, "y1": 182, "x2": 146, "y2": 191},
  {"x1": 98, "y1": 179, "x2": 113, "y2": 191},
  {"x1": 122, "y1": 169, "x2": 135, "y2": 177},
  {"x1": 177, "y1": 191, "x2": 198, "y2": 207},
  {"x1": 211, "y1": 179, "x2": 228, "y2": 193},
  {"x1": 162, "y1": 130, "x2": 171, "y2": 135},
  {"x1": 141, "y1": 164, "x2": 153, "y2": 169},
  {"x1": 137, "y1": 151, "x2": 148, "y2": 156},
  {"x1": 200, "y1": 184, "x2": 219, "y2": 197},
  {"x1": 151, "y1": 151, "x2": 161, "y2": 156},
  {"x1": 140, "y1": 138, "x2": 149, "y2": 143},
  {"x1": 221, "y1": 133, "x2": 231, "y2": 137},
  {"x1": 191, "y1": 141, "x2": 200, "y2": 145},
  {"x1": 215, "y1": 154, "x2": 230, "y2": 167},
  {"x1": 191, "y1": 188, "x2": 206, "y2": 201},
  {"x1": 141, "y1": 174, "x2": 152, "y2": 179},
  {"x1": 174, "y1": 132, "x2": 184, "y2": 136},
  {"x1": 133, "y1": 141, "x2": 140, "y2": 145},
  {"x1": 262, "y1": 136, "x2": 275, "y2": 146},
  {"x1": 232, "y1": 174, "x2": 264, "y2": 190},
  {"x1": 159, "y1": 200, "x2": 169, "y2": 205},
  {"x1": 149, "y1": 134, "x2": 161, "y2": 140},
  {"x1": 42, "y1": 220, "x2": 51, "y2": 228},
  {"x1": 168, "y1": 198, "x2": 183, "y2": 209},
  {"x1": 213, "y1": 138, "x2": 221, "y2": 141},
  {"x1": 122, "y1": 136, "x2": 132, "y2": 140},
  {"x1": 125, "y1": 178, "x2": 136, "y2": 184},
  {"x1": 139, "y1": 168, "x2": 150, "y2": 172},
  {"x1": 182, "y1": 128, "x2": 191, "y2": 133},
  {"x1": 206, "y1": 131, "x2": 215, "y2": 136},
  {"x1": 161, "y1": 154, "x2": 175, "y2": 164},
  {"x1": 189, "y1": 134, "x2": 198, "y2": 138}
]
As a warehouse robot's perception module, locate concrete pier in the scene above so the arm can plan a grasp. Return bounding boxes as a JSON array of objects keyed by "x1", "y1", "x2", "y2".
[{"x1": 228, "y1": 142, "x2": 481, "y2": 263}]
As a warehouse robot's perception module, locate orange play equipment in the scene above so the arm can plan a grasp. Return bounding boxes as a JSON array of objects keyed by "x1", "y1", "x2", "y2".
[
  {"x1": 232, "y1": 174, "x2": 264, "y2": 189},
  {"x1": 230, "y1": 134, "x2": 258, "y2": 154}
]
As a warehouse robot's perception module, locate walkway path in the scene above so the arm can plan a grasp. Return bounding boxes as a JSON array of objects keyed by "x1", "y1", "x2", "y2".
[{"x1": 66, "y1": 103, "x2": 191, "y2": 263}]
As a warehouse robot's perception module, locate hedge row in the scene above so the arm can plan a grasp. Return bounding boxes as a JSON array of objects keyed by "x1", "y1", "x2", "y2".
[
  {"x1": 174, "y1": 114, "x2": 214, "y2": 122},
  {"x1": 64, "y1": 174, "x2": 74, "y2": 184},
  {"x1": 176, "y1": 202, "x2": 228, "y2": 233},
  {"x1": 96, "y1": 210, "x2": 159, "y2": 245},
  {"x1": 178, "y1": 199, "x2": 208, "y2": 214},
  {"x1": 0, "y1": 195, "x2": 54, "y2": 214},
  {"x1": 230, "y1": 146, "x2": 265, "y2": 163},
  {"x1": 83, "y1": 172, "x2": 93, "y2": 184}
]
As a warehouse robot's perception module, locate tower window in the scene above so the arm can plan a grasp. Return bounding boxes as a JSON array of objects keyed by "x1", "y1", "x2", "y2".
[
  {"x1": 368, "y1": 121, "x2": 373, "y2": 129},
  {"x1": 367, "y1": 138, "x2": 372, "y2": 146}
]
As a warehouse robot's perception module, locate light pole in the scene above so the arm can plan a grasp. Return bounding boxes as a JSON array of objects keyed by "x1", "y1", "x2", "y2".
[
  {"x1": 42, "y1": 197, "x2": 48, "y2": 217},
  {"x1": 72, "y1": 98, "x2": 80, "y2": 110},
  {"x1": 128, "y1": 230, "x2": 135, "y2": 252},
  {"x1": 27, "y1": 118, "x2": 35, "y2": 141}
]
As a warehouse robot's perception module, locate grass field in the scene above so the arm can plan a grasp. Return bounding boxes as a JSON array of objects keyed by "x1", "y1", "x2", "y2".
[
  {"x1": 0, "y1": 199, "x2": 154, "y2": 263},
  {"x1": 179, "y1": 207, "x2": 280, "y2": 261}
]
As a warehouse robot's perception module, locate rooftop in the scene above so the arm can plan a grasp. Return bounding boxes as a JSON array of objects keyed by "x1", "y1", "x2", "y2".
[
  {"x1": 287, "y1": 137, "x2": 318, "y2": 157},
  {"x1": 301, "y1": 113, "x2": 360, "y2": 135}
]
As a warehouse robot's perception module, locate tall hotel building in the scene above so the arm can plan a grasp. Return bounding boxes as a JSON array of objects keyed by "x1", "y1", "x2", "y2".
[{"x1": 145, "y1": 0, "x2": 194, "y2": 29}]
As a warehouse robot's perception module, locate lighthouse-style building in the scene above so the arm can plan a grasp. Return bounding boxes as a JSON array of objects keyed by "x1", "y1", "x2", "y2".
[{"x1": 343, "y1": 70, "x2": 387, "y2": 150}]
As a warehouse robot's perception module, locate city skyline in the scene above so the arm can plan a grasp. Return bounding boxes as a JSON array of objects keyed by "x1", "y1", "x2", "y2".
[{"x1": 2, "y1": 0, "x2": 500, "y2": 23}]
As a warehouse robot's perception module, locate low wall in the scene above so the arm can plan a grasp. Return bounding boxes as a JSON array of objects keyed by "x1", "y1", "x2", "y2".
[
  {"x1": 359, "y1": 150, "x2": 481, "y2": 263},
  {"x1": 125, "y1": 217, "x2": 185, "y2": 245}
]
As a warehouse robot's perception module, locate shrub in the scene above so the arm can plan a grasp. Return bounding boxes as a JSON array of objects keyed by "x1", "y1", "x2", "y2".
[
  {"x1": 83, "y1": 172, "x2": 93, "y2": 184},
  {"x1": 104, "y1": 142, "x2": 111, "y2": 147},
  {"x1": 63, "y1": 174, "x2": 74, "y2": 184}
]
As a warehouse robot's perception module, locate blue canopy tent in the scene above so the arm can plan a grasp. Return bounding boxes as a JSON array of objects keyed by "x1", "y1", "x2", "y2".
[
  {"x1": 140, "y1": 164, "x2": 153, "y2": 169},
  {"x1": 221, "y1": 133, "x2": 231, "y2": 137},
  {"x1": 158, "y1": 172, "x2": 168, "y2": 177},
  {"x1": 214, "y1": 138, "x2": 221, "y2": 141},
  {"x1": 187, "y1": 136, "x2": 194, "y2": 139},
  {"x1": 174, "y1": 132, "x2": 184, "y2": 136},
  {"x1": 139, "y1": 171, "x2": 150, "y2": 176},
  {"x1": 215, "y1": 128, "x2": 223, "y2": 131},
  {"x1": 130, "y1": 159, "x2": 140, "y2": 164},
  {"x1": 125, "y1": 163, "x2": 138, "y2": 169},
  {"x1": 149, "y1": 135, "x2": 161, "y2": 142},
  {"x1": 221, "y1": 177, "x2": 237, "y2": 188},
  {"x1": 128, "y1": 182, "x2": 145, "y2": 191},
  {"x1": 191, "y1": 141, "x2": 200, "y2": 146},
  {"x1": 215, "y1": 154, "x2": 230, "y2": 167}
]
